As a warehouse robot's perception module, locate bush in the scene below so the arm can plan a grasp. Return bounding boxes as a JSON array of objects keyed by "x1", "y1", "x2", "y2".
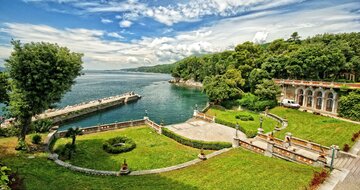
[
  {"x1": 235, "y1": 114, "x2": 254, "y2": 121},
  {"x1": 238, "y1": 93, "x2": 258, "y2": 110},
  {"x1": 30, "y1": 119, "x2": 53, "y2": 133},
  {"x1": 31, "y1": 134, "x2": 42, "y2": 144},
  {"x1": 238, "y1": 93, "x2": 277, "y2": 111},
  {"x1": 215, "y1": 118, "x2": 257, "y2": 138},
  {"x1": 221, "y1": 100, "x2": 239, "y2": 109},
  {"x1": 253, "y1": 100, "x2": 277, "y2": 111},
  {"x1": 54, "y1": 143, "x2": 76, "y2": 160},
  {"x1": 338, "y1": 90, "x2": 360, "y2": 121},
  {"x1": 103, "y1": 136, "x2": 136, "y2": 154},
  {"x1": 162, "y1": 127, "x2": 232, "y2": 150},
  {"x1": 343, "y1": 144, "x2": 350, "y2": 152},
  {"x1": 0, "y1": 127, "x2": 19, "y2": 137},
  {"x1": 309, "y1": 169, "x2": 329, "y2": 189}
]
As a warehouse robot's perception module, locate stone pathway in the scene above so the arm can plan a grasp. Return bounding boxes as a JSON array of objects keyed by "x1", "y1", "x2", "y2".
[{"x1": 166, "y1": 118, "x2": 246, "y2": 143}]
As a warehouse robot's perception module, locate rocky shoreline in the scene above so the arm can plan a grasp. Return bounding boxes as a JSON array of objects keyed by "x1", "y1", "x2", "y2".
[{"x1": 168, "y1": 78, "x2": 203, "y2": 88}]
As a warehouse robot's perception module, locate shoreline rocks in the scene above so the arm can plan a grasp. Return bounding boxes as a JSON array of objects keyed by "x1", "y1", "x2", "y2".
[{"x1": 168, "y1": 78, "x2": 203, "y2": 88}]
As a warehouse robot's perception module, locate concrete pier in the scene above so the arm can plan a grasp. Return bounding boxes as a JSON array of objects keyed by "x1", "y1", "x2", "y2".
[{"x1": 0, "y1": 92, "x2": 141, "y2": 127}]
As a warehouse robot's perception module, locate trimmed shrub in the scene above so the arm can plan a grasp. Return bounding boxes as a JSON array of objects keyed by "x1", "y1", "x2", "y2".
[
  {"x1": 253, "y1": 100, "x2": 277, "y2": 111},
  {"x1": 30, "y1": 119, "x2": 53, "y2": 133},
  {"x1": 0, "y1": 127, "x2": 19, "y2": 137},
  {"x1": 235, "y1": 114, "x2": 254, "y2": 121},
  {"x1": 55, "y1": 143, "x2": 76, "y2": 160},
  {"x1": 309, "y1": 169, "x2": 329, "y2": 189},
  {"x1": 103, "y1": 136, "x2": 136, "y2": 154},
  {"x1": 238, "y1": 93, "x2": 258, "y2": 110},
  {"x1": 162, "y1": 127, "x2": 232, "y2": 150},
  {"x1": 343, "y1": 144, "x2": 350, "y2": 152},
  {"x1": 215, "y1": 118, "x2": 257, "y2": 138},
  {"x1": 31, "y1": 134, "x2": 42, "y2": 144}
]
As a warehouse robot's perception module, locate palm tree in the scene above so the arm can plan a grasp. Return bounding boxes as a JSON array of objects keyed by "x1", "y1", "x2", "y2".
[{"x1": 65, "y1": 127, "x2": 83, "y2": 146}]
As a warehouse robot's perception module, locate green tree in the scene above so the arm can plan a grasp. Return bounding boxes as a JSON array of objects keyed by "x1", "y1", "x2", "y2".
[
  {"x1": 254, "y1": 79, "x2": 281, "y2": 100},
  {"x1": 3, "y1": 40, "x2": 83, "y2": 149},
  {"x1": 338, "y1": 90, "x2": 360, "y2": 121},
  {"x1": 248, "y1": 68, "x2": 271, "y2": 93},
  {"x1": 203, "y1": 69, "x2": 244, "y2": 103},
  {"x1": 288, "y1": 32, "x2": 301, "y2": 43},
  {"x1": 65, "y1": 127, "x2": 83, "y2": 146},
  {"x1": 0, "y1": 72, "x2": 9, "y2": 104}
]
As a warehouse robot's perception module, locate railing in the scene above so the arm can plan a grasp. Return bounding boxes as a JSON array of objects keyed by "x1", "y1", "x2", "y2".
[
  {"x1": 238, "y1": 140, "x2": 265, "y2": 154},
  {"x1": 256, "y1": 133, "x2": 331, "y2": 155},
  {"x1": 235, "y1": 138, "x2": 327, "y2": 167},
  {"x1": 272, "y1": 146, "x2": 317, "y2": 165},
  {"x1": 56, "y1": 119, "x2": 146, "y2": 137},
  {"x1": 274, "y1": 79, "x2": 360, "y2": 89},
  {"x1": 144, "y1": 118, "x2": 162, "y2": 134},
  {"x1": 194, "y1": 111, "x2": 215, "y2": 122}
]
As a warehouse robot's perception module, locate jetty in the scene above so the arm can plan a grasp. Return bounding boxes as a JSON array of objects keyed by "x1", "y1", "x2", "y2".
[{"x1": 1, "y1": 92, "x2": 141, "y2": 127}]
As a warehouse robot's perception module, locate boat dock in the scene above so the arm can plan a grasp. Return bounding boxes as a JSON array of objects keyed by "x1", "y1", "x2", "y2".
[{"x1": 1, "y1": 92, "x2": 141, "y2": 127}]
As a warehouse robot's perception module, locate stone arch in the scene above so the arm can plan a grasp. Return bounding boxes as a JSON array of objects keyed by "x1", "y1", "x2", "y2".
[
  {"x1": 324, "y1": 89, "x2": 337, "y2": 112},
  {"x1": 304, "y1": 88, "x2": 314, "y2": 108},
  {"x1": 314, "y1": 88, "x2": 325, "y2": 110},
  {"x1": 295, "y1": 87, "x2": 305, "y2": 106}
]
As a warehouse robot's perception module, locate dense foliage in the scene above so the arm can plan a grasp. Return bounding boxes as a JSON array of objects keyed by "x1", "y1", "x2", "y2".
[
  {"x1": 338, "y1": 90, "x2": 360, "y2": 121},
  {"x1": 124, "y1": 63, "x2": 175, "y2": 74},
  {"x1": 172, "y1": 32, "x2": 360, "y2": 104},
  {"x1": 2, "y1": 40, "x2": 83, "y2": 149},
  {"x1": 162, "y1": 127, "x2": 232, "y2": 150},
  {"x1": 102, "y1": 136, "x2": 136, "y2": 154}
]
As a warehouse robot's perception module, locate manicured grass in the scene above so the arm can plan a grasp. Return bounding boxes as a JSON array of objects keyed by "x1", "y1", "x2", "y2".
[
  {"x1": 54, "y1": 126, "x2": 210, "y2": 171},
  {"x1": 206, "y1": 108, "x2": 278, "y2": 133},
  {"x1": 1, "y1": 147, "x2": 320, "y2": 190},
  {"x1": 270, "y1": 107, "x2": 360, "y2": 148}
]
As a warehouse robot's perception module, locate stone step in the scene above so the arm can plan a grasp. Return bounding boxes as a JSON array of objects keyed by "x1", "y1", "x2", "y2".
[
  {"x1": 336, "y1": 158, "x2": 349, "y2": 168},
  {"x1": 343, "y1": 157, "x2": 354, "y2": 168},
  {"x1": 350, "y1": 158, "x2": 360, "y2": 173},
  {"x1": 334, "y1": 158, "x2": 344, "y2": 168},
  {"x1": 334, "y1": 173, "x2": 360, "y2": 190}
]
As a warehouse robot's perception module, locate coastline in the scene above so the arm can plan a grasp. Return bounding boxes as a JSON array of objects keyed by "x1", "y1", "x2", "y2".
[{"x1": 168, "y1": 78, "x2": 203, "y2": 88}]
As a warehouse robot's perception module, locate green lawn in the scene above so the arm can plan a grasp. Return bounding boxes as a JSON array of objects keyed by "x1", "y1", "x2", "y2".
[
  {"x1": 270, "y1": 107, "x2": 360, "y2": 148},
  {"x1": 1, "y1": 147, "x2": 320, "y2": 190},
  {"x1": 206, "y1": 108, "x2": 278, "y2": 134},
  {"x1": 53, "y1": 126, "x2": 210, "y2": 171}
]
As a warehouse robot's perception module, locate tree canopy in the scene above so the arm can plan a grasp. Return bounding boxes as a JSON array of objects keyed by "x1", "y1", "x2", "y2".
[{"x1": 2, "y1": 40, "x2": 83, "y2": 148}]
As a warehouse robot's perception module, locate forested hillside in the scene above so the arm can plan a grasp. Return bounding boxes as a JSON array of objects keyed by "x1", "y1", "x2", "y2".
[
  {"x1": 171, "y1": 32, "x2": 360, "y2": 112},
  {"x1": 124, "y1": 64, "x2": 174, "y2": 74},
  {"x1": 172, "y1": 32, "x2": 360, "y2": 84}
]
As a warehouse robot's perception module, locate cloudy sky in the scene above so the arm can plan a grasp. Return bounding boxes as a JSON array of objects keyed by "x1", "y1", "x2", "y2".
[{"x1": 0, "y1": 0, "x2": 359, "y2": 69}]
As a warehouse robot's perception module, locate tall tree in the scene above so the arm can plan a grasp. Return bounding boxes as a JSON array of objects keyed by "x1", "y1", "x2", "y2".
[{"x1": 4, "y1": 40, "x2": 83, "y2": 149}]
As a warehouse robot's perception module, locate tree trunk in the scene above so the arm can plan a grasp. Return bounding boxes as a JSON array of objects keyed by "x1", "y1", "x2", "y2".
[
  {"x1": 72, "y1": 136, "x2": 76, "y2": 146},
  {"x1": 16, "y1": 115, "x2": 32, "y2": 150}
]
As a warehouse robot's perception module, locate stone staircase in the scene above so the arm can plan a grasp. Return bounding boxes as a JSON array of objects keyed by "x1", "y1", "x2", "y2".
[{"x1": 333, "y1": 156, "x2": 360, "y2": 190}]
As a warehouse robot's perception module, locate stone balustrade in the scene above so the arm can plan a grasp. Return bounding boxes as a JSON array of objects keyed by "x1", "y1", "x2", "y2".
[
  {"x1": 193, "y1": 110, "x2": 215, "y2": 122},
  {"x1": 273, "y1": 79, "x2": 360, "y2": 89}
]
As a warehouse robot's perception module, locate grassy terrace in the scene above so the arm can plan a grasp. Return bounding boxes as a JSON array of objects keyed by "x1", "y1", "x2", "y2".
[
  {"x1": 270, "y1": 107, "x2": 360, "y2": 148},
  {"x1": 206, "y1": 107, "x2": 277, "y2": 134},
  {"x1": 53, "y1": 126, "x2": 210, "y2": 171},
  {"x1": 1, "y1": 141, "x2": 320, "y2": 190}
]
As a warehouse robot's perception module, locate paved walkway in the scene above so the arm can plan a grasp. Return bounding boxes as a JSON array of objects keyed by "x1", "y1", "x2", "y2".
[{"x1": 166, "y1": 118, "x2": 246, "y2": 143}]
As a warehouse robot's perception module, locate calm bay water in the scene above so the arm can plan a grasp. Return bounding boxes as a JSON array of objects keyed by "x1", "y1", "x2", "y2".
[{"x1": 51, "y1": 71, "x2": 208, "y2": 130}]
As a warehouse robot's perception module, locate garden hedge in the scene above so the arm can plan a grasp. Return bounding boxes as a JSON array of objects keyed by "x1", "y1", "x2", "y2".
[
  {"x1": 162, "y1": 128, "x2": 232, "y2": 150},
  {"x1": 102, "y1": 136, "x2": 136, "y2": 154},
  {"x1": 215, "y1": 118, "x2": 257, "y2": 138}
]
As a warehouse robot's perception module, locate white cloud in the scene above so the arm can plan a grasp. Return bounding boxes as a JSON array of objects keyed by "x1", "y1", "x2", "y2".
[
  {"x1": 127, "y1": 56, "x2": 138, "y2": 63},
  {"x1": 252, "y1": 31, "x2": 268, "y2": 44},
  {"x1": 2, "y1": 1, "x2": 360, "y2": 69},
  {"x1": 101, "y1": 18, "x2": 113, "y2": 24},
  {"x1": 107, "y1": 32, "x2": 124, "y2": 39},
  {"x1": 119, "y1": 20, "x2": 132, "y2": 28}
]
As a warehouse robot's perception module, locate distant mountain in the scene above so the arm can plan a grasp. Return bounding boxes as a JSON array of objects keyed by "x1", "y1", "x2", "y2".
[{"x1": 123, "y1": 63, "x2": 175, "y2": 74}]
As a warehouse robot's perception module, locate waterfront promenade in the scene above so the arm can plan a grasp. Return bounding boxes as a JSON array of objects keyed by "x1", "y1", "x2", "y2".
[{"x1": 1, "y1": 92, "x2": 141, "y2": 127}]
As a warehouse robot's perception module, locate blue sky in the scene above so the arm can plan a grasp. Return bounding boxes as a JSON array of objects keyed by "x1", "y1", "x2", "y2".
[{"x1": 0, "y1": 0, "x2": 359, "y2": 69}]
